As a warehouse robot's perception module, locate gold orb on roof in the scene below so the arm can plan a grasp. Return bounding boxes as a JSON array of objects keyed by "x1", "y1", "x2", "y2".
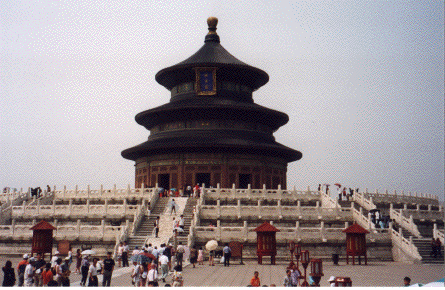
[{"x1": 207, "y1": 16, "x2": 218, "y2": 34}]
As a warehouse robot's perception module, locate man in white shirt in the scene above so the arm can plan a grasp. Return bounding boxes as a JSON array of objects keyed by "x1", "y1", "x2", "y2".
[
  {"x1": 176, "y1": 242, "x2": 185, "y2": 267},
  {"x1": 131, "y1": 261, "x2": 141, "y2": 286},
  {"x1": 158, "y1": 253, "x2": 169, "y2": 282},
  {"x1": 179, "y1": 215, "x2": 185, "y2": 232},
  {"x1": 24, "y1": 258, "x2": 35, "y2": 286}
]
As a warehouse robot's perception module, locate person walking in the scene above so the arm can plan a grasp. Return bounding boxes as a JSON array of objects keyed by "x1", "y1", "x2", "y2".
[
  {"x1": 189, "y1": 246, "x2": 198, "y2": 268},
  {"x1": 24, "y1": 257, "x2": 36, "y2": 287},
  {"x1": 197, "y1": 247, "x2": 204, "y2": 265},
  {"x1": 33, "y1": 253, "x2": 46, "y2": 286},
  {"x1": 122, "y1": 242, "x2": 129, "y2": 267},
  {"x1": 117, "y1": 242, "x2": 124, "y2": 267},
  {"x1": 75, "y1": 249, "x2": 82, "y2": 274},
  {"x1": 102, "y1": 252, "x2": 115, "y2": 287},
  {"x1": 223, "y1": 243, "x2": 231, "y2": 267},
  {"x1": 155, "y1": 216, "x2": 160, "y2": 238},
  {"x1": 208, "y1": 250, "x2": 215, "y2": 266},
  {"x1": 87, "y1": 258, "x2": 99, "y2": 287},
  {"x1": 41, "y1": 263, "x2": 53, "y2": 287},
  {"x1": 283, "y1": 269, "x2": 292, "y2": 287},
  {"x1": 290, "y1": 265, "x2": 301, "y2": 286},
  {"x1": 17, "y1": 254, "x2": 29, "y2": 287},
  {"x1": 158, "y1": 252, "x2": 169, "y2": 282},
  {"x1": 170, "y1": 199, "x2": 177, "y2": 215},
  {"x1": 176, "y1": 242, "x2": 185, "y2": 267},
  {"x1": 80, "y1": 255, "x2": 90, "y2": 286},
  {"x1": 179, "y1": 215, "x2": 185, "y2": 232},
  {"x1": 131, "y1": 261, "x2": 141, "y2": 287},
  {"x1": 2, "y1": 260, "x2": 15, "y2": 287},
  {"x1": 147, "y1": 264, "x2": 159, "y2": 286}
]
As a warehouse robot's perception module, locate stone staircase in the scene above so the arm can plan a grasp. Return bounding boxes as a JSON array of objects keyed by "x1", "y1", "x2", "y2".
[
  {"x1": 412, "y1": 238, "x2": 444, "y2": 264},
  {"x1": 127, "y1": 197, "x2": 169, "y2": 250},
  {"x1": 168, "y1": 197, "x2": 198, "y2": 246}
]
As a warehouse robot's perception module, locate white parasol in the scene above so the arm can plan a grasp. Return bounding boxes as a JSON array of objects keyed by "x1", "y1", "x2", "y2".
[
  {"x1": 205, "y1": 240, "x2": 218, "y2": 251},
  {"x1": 81, "y1": 249, "x2": 96, "y2": 255}
]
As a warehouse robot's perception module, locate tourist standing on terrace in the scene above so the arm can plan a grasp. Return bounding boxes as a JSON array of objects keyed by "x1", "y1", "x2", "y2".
[
  {"x1": 88, "y1": 258, "x2": 99, "y2": 286},
  {"x1": 122, "y1": 241, "x2": 130, "y2": 267},
  {"x1": 80, "y1": 255, "x2": 90, "y2": 286},
  {"x1": 223, "y1": 243, "x2": 231, "y2": 267},
  {"x1": 75, "y1": 249, "x2": 82, "y2": 274},
  {"x1": 2, "y1": 260, "x2": 15, "y2": 287},
  {"x1": 117, "y1": 242, "x2": 124, "y2": 267},
  {"x1": 102, "y1": 252, "x2": 115, "y2": 286},
  {"x1": 250, "y1": 271, "x2": 261, "y2": 286}
]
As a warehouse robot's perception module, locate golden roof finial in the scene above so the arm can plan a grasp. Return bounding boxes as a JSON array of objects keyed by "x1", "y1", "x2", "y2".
[{"x1": 207, "y1": 16, "x2": 218, "y2": 35}]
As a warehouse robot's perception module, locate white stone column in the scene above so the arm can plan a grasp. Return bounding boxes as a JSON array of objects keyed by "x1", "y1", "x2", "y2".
[
  {"x1": 243, "y1": 221, "x2": 248, "y2": 241},
  {"x1": 105, "y1": 199, "x2": 108, "y2": 215},
  {"x1": 237, "y1": 199, "x2": 241, "y2": 219},
  {"x1": 53, "y1": 199, "x2": 56, "y2": 215},
  {"x1": 278, "y1": 200, "x2": 282, "y2": 219},
  {"x1": 428, "y1": 204, "x2": 432, "y2": 212},
  {"x1": 86, "y1": 199, "x2": 90, "y2": 214},
  {"x1": 217, "y1": 200, "x2": 221, "y2": 218},
  {"x1": 217, "y1": 220, "x2": 221, "y2": 241},
  {"x1": 232, "y1": 184, "x2": 236, "y2": 199},
  {"x1": 69, "y1": 199, "x2": 73, "y2": 216}
]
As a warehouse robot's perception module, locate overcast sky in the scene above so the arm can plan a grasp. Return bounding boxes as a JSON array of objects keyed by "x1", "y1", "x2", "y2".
[{"x1": 1, "y1": 1, "x2": 443, "y2": 201}]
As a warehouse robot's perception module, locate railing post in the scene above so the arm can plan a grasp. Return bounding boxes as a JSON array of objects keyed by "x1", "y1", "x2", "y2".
[
  {"x1": 53, "y1": 199, "x2": 56, "y2": 215},
  {"x1": 77, "y1": 219, "x2": 81, "y2": 238},
  {"x1": 344, "y1": 221, "x2": 349, "y2": 229},
  {"x1": 37, "y1": 199, "x2": 40, "y2": 215},
  {"x1": 105, "y1": 199, "x2": 108, "y2": 215},
  {"x1": 297, "y1": 200, "x2": 301, "y2": 215},
  {"x1": 278, "y1": 199, "x2": 282, "y2": 219},
  {"x1": 258, "y1": 199, "x2": 262, "y2": 219},
  {"x1": 86, "y1": 199, "x2": 90, "y2": 214},
  {"x1": 243, "y1": 221, "x2": 248, "y2": 241},
  {"x1": 217, "y1": 220, "x2": 221, "y2": 241},
  {"x1": 69, "y1": 199, "x2": 73, "y2": 216},
  {"x1": 428, "y1": 204, "x2": 432, "y2": 212},
  {"x1": 217, "y1": 200, "x2": 221, "y2": 218},
  {"x1": 232, "y1": 184, "x2": 236, "y2": 198},
  {"x1": 22, "y1": 201, "x2": 26, "y2": 215},
  {"x1": 11, "y1": 219, "x2": 16, "y2": 236},
  {"x1": 237, "y1": 199, "x2": 241, "y2": 219}
]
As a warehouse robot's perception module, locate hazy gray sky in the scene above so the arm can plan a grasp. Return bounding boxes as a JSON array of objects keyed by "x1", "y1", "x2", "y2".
[{"x1": 1, "y1": 1, "x2": 443, "y2": 200}]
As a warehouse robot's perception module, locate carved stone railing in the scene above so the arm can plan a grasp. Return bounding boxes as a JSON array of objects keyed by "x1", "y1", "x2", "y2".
[
  {"x1": 11, "y1": 203, "x2": 140, "y2": 219},
  {"x1": 390, "y1": 227, "x2": 422, "y2": 262},
  {"x1": 131, "y1": 202, "x2": 147, "y2": 236},
  {"x1": 204, "y1": 184, "x2": 320, "y2": 201},
  {"x1": 199, "y1": 204, "x2": 351, "y2": 220},
  {"x1": 389, "y1": 208, "x2": 421, "y2": 238},
  {"x1": 353, "y1": 190, "x2": 377, "y2": 211},
  {"x1": 397, "y1": 207, "x2": 444, "y2": 222},
  {"x1": 53, "y1": 184, "x2": 158, "y2": 200},
  {"x1": 433, "y1": 224, "x2": 444, "y2": 244},
  {"x1": 352, "y1": 206, "x2": 375, "y2": 230},
  {"x1": 188, "y1": 187, "x2": 205, "y2": 247},
  {"x1": 193, "y1": 222, "x2": 389, "y2": 244},
  {"x1": 0, "y1": 223, "x2": 124, "y2": 241},
  {"x1": 320, "y1": 190, "x2": 338, "y2": 208},
  {"x1": 364, "y1": 189, "x2": 439, "y2": 206},
  {"x1": 0, "y1": 188, "x2": 31, "y2": 203}
]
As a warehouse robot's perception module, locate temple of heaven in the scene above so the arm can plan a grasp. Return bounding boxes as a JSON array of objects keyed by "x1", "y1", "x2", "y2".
[{"x1": 122, "y1": 17, "x2": 302, "y2": 190}]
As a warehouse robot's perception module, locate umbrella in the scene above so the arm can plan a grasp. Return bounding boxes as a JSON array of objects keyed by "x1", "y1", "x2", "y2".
[
  {"x1": 334, "y1": 183, "x2": 341, "y2": 187},
  {"x1": 142, "y1": 252, "x2": 156, "y2": 260},
  {"x1": 323, "y1": 183, "x2": 330, "y2": 187},
  {"x1": 422, "y1": 278, "x2": 444, "y2": 287},
  {"x1": 206, "y1": 240, "x2": 218, "y2": 251},
  {"x1": 175, "y1": 227, "x2": 184, "y2": 233},
  {"x1": 81, "y1": 250, "x2": 96, "y2": 255}
]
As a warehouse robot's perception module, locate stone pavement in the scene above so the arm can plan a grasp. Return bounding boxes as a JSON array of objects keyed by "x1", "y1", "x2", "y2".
[{"x1": 3, "y1": 255, "x2": 444, "y2": 287}]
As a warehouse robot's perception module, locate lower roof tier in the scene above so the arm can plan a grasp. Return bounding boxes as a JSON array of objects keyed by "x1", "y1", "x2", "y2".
[{"x1": 121, "y1": 132, "x2": 302, "y2": 162}]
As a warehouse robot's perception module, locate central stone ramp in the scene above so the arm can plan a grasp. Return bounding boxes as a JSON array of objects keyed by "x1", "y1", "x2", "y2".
[{"x1": 127, "y1": 197, "x2": 169, "y2": 250}]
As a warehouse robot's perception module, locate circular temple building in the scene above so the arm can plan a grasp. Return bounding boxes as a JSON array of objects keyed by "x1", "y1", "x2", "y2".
[{"x1": 122, "y1": 17, "x2": 302, "y2": 190}]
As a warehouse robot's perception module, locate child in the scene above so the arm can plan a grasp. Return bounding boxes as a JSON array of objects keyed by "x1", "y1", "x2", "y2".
[{"x1": 250, "y1": 271, "x2": 260, "y2": 287}]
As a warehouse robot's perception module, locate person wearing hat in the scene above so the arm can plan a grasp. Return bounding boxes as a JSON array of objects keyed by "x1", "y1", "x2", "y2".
[
  {"x1": 328, "y1": 276, "x2": 336, "y2": 287},
  {"x1": 51, "y1": 251, "x2": 60, "y2": 268},
  {"x1": 17, "y1": 254, "x2": 29, "y2": 286},
  {"x1": 24, "y1": 257, "x2": 36, "y2": 286}
]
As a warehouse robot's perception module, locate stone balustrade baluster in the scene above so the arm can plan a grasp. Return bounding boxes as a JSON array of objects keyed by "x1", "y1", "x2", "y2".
[
  {"x1": 105, "y1": 199, "x2": 108, "y2": 215},
  {"x1": 86, "y1": 199, "x2": 90, "y2": 214},
  {"x1": 68, "y1": 199, "x2": 73, "y2": 216},
  {"x1": 76, "y1": 219, "x2": 81, "y2": 238},
  {"x1": 243, "y1": 221, "x2": 248, "y2": 241},
  {"x1": 258, "y1": 199, "x2": 261, "y2": 219},
  {"x1": 231, "y1": 183, "x2": 236, "y2": 198},
  {"x1": 53, "y1": 199, "x2": 56, "y2": 215},
  {"x1": 344, "y1": 221, "x2": 349, "y2": 229},
  {"x1": 295, "y1": 221, "x2": 300, "y2": 240},
  {"x1": 37, "y1": 199, "x2": 40, "y2": 216},
  {"x1": 237, "y1": 199, "x2": 241, "y2": 219},
  {"x1": 126, "y1": 184, "x2": 131, "y2": 197},
  {"x1": 427, "y1": 204, "x2": 431, "y2": 212},
  {"x1": 297, "y1": 200, "x2": 301, "y2": 216},
  {"x1": 113, "y1": 184, "x2": 117, "y2": 196},
  {"x1": 416, "y1": 204, "x2": 420, "y2": 211},
  {"x1": 247, "y1": 184, "x2": 252, "y2": 195},
  {"x1": 217, "y1": 200, "x2": 221, "y2": 218},
  {"x1": 217, "y1": 220, "x2": 221, "y2": 240},
  {"x1": 277, "y1": 200, "x2": 282, "y2": 219}
]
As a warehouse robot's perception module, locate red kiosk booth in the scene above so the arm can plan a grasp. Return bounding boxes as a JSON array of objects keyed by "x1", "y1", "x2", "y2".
[
  {"x1": 30, "y1": 220, "x2": 56, "y2": 258},
  {"x1": 342, "y1": 223, "x2": 369, "y2": 265},
  {"x1": 253, "y1": 222, "x2": 279, "y2": 265}
]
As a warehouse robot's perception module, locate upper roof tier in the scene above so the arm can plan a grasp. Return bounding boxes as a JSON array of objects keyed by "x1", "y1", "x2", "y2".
[{"x1": 155, "y1": 17, "x2": 269, "y2": 91}]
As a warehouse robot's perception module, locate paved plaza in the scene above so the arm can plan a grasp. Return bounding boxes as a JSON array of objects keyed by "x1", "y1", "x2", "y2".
[{"x1": 1, "y1": 255, "x2": 444, "y2": 287}]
